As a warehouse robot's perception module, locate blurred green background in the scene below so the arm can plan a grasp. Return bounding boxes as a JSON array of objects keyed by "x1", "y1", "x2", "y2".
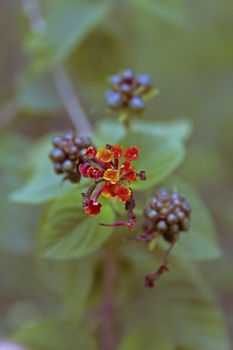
[{"x1": 0, "y1": 0, "x2": 232, "y2": 347}]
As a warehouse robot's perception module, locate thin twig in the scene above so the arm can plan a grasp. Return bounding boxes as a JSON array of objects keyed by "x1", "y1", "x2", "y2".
[
  {"x1": 20, "y1": 0, "x2": 92, "y2": 135},
  {"x1": 99, "y1": 253, "x2": 116, "y2": 350}
]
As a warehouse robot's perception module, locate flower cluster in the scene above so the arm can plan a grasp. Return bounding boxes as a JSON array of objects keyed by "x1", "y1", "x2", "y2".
[
  {"x1": 49, "y1": 133, "x2": 92, "y2": 183},
  {"x1": 105, "y1": 69, "x2": 154, "y2": 113},
  {"x1": 131, "y1": 189, "x2": 191, "y2": 287},
  {"x1": 80, "y1": 144, "x2": 146, "y2": 229}
]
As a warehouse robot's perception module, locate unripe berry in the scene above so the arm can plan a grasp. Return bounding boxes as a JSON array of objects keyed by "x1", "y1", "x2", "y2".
[
  {"x1": 62, "y1": 160, "x2": 75, "y2": 172},
  {"x1": 109, "y1": 74, "x2": 121, "y2": 86},
  {"x1": 129, "y1": 96, "x2": 145, "y2": 112},
  {"x1": 49, "y1": 132, "x2": 93, "y2": 182},
  {"x1": 105, "y1": 90, "x2": 123, "y2": 110},
  {"x1": 121, "y1": 69, "x2": 134, "y2": 82},
  {"x1": 136, "y1": 73, "x2": 152, "y2": 87},
  {"x1": 49, "y1": 148, "x2": 65, "y2": 162},
  {"x1": 143, "y1": 189, "x2": 191, "y2": 243},
  {"x1": 54, "y1": 163, "x2": 63, "y2": 174},
  {"x1": 52, "y1": 135, "x2": 63, "y2": 147}
]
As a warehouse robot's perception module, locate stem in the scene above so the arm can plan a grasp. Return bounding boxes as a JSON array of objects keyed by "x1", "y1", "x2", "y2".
[
  {"x1": 99, "y1": 253, "x2": 116, "y2": 350},
  {"x1": 20, "y1": 0, "x2": 92, "y2": 135}
]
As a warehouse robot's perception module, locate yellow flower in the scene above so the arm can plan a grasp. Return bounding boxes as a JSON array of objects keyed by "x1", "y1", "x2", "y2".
[
  {"x1": 103, "y1": 169, "x2": 120, "y2": 184},
  {"x1": 96, "y1": 148, "x2": 112, "y2": 162}
]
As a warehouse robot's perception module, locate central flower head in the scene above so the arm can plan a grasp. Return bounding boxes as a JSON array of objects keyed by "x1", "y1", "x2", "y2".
[
  {"x1": 103, "y1": 169, "x2": 120, "y2": 184},
  {"x1": 80, "y1": 143, "x2": 146, "y2": 222}
]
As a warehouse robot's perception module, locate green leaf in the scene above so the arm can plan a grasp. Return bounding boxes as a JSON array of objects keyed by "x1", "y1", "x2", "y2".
[
  {"x1": 14, "y1": 319, "x2": 97, "y2": 350},
  {"x1": 120, "y1": 131, "x2": 186, "y2": 190},
  {"x1": 129, "y1": 0, "x2": 189, "y2": 26},
  {"x1": 9, "y1": 135, "x2": 74, "y2": 204},
  {"x1": 16, "y1": 75, "x2": 62, "y2": 113},
  {"x1": 38, "y1": 257, "x2": 96, "y2": 320},
  {"x1": 118, "y1": 254, "x2": 230, "y2": 350},
  {"x1": 119, "y1": 323, "x2": 173, "y2": 350},
  {"x1": 28, "y1": 0, "x2": 113, "y2": 71},
  {"x1": 96, "y1": 119, "x2": 192, "y2": 145},
  {"x1": 160, "y1": 178, "x2": 222, "y2": 260},
  {"x1": 39, "y1": 189, "x2": 115, "y2": 260},
  {"x1": 0, "y1": 134, "x2": 40, "y2": 254}
]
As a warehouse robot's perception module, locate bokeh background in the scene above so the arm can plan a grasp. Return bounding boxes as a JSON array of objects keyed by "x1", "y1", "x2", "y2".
[{"x1": 0, "y1": 0, "x2": 232, "y2": 347}]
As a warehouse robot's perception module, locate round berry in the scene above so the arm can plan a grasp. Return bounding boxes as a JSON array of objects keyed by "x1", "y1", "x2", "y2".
[
  {"x1": 52, "y1": 135, "x2": 63, "y2": 147},
  {"x1": 49, "y1": 148, "x2": 66, "y2": 162},
  {"x1": 64, "y1": 132, "x2": 74, "y2": 141},
  {"x1": 54, "y1": 163, "x2": 63, "y2": 174},
  {"x1": 105, "y1": 90, "x2": 123, "y2": 110},
  {"x1": 157, "y1": 220, "x2": 168, "y2": 232},
  {"x1": 109, "y1": 74, "x2": 121, "y2": 86},
  {"x1": 68, "y1": 145, "x2": 79, "y2": 159},
  {"x1": 62, "y1": 160, "x2": 75, "y2": 172},
  {"x1": 166, "y1": 213, "x2": 177, "y2": 224},
  {"x1": 129, "y1": 96, "x2": 145, "y2": 112},
  {"x1": 146, "y1": 209, "x2": 159, "y2": 221},
  {"x1": 121, "y1": 69, "x2": 134, "y2": 83},
  {"x1": 120, "y1": 83, "x2": 132, "y2": 95},
  {"x1": 136, "y1": 74, "x2": 152, "y2": 87},
  {"x1": 74, "y1": 137, "x2": 83, "y2": 147},
  {"x1": 80, "y1": 136, "x2": 91, "y2": 147}
]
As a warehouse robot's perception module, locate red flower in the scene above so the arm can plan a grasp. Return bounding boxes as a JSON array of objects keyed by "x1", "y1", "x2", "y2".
[
  {"x1": 87, "y1": 167, "x2": 104, "y2": 179},
  {"x1": 124, "y1": 146, "x2": 140, "y2": 161},
  {"x1": 120, "y1": 160, "x2": 132, "y2": 173},
  {"x1": 124, "y1": 168, "x2": 137, "y2": 182},
  {"x1": 86, "y1": 146, "x2": 97, "y2": 157},
  {"x1": 79, "y1": 163, "x2": 91, "y2": 177},
  {"x1": 111, "y1": 144, "x2": 124, "y2": 159},
  {"x1": 85, "y1": 200, "x2": 102, "y2": 216}
]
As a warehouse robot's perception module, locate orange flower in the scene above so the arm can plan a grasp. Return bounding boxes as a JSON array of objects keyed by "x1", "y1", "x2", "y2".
[
  {"x1": 124, "y1": 146, "x2": 140, "y2": 161},
  {"x1": 96, "y1": 148, "x2": 112, "y2": 162},
  {"x1": 115, "y1": 184, "x2": 131, "y2": 203},
  {"x1": 103, "y1": 169, "x2": 120, "y2": 184},
  {"x1": 101, "y1": 183, "x2": 117, "y2": 199},
  {"x1": 111, "y1": 144, "x2": 124, "y2": 159}
]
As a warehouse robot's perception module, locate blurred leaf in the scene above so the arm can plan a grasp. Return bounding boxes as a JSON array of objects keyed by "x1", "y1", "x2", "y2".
[
  {"x1": 28, "y1": 0, "x2": 113, "y2": 71},
  {"x1": 16, "y1": 75, "x2": 62, "y2": 113},
  {"x1": 39, "y1": 189, "x2": 115, "y2": 259},
  {"x1": 160, "y1": 178, "x2": 222, "y2": 260},
  {"x1": 39, "y1": 256, "x2": 96, "y2": 320},
  {"x1": 96, "y1": 119, "x2": 192, "y2": 145},
  {"x1": 14, "y1": 319, "x2": 97, "y2": 350},
  {"x1": 9, "y1": 135, "x2": 74, "y2": 204},
  {"x1": 0, "y1": 134, "x2": 40, "y2": 254},
  {"x1": 119, "y1": 256, "x2": 230, "y2": 350},
  {"x1": 129, "y1": 0, "x2": 189, "y2": 26},
  {"x1": 121, "y1": 131, "x2": 186, "y2": 191},
  {"x1": 119, "y1": 323, "x2": 173, "y2": 350}
]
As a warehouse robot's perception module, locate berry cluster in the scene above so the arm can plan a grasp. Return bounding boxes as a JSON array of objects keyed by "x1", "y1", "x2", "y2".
[
  {"x1": 135, "y1": 189, "x2": 191, "y2": 288},
  {"x1": 49, "y1": 133, "x2": 92, "y2": 183},
  {"x1": 80, "y1": 144, "x2": 146, "y2": 229},
  {"x1": 142, "y1": 189, "x2": 191, "y2": 243},
  {"x1": 105, "y1": 69, "x2": 154, "y2": 113}
]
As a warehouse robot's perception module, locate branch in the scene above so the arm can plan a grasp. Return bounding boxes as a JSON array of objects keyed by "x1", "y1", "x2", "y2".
[{"x1": 20, "y1": 0, "x2": 92, "y2": 135}]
